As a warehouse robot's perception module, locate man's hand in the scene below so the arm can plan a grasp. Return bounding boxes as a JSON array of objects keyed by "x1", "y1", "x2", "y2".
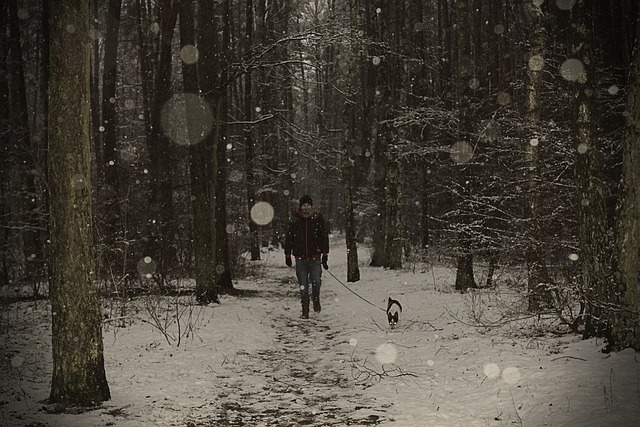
[
  {"x1": 285, "y1": 256, "x2": 292, "y2": 267},
  {"x1": 322, "y1": 255, "x2": 328, "y2": 270}
]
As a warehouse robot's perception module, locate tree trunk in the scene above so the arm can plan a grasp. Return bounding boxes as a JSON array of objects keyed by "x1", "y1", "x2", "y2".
[
  {"x1": 147, "y1": 0, "x2": 179, "y2": 278},
  {"x1": 194, "y1": 0, "x2": 223, "y2": 303},
  {"x1": 215, "y1": 0, "x2": 234, "y2": 291},
  {"x1": 7, "y1": 0, "x2": 37, "y2": 287},
  {"x1": 384, "y1": 158, "x2": 403, "y2": 270},
  {"x1": 571, "y1": 0, "x2": 613, "y2": 341},
  {"x1": 523, "y1": 0, "x2": 553, "y2": 311},
  {"x1": 100, "y1": 0, "x2": 123, "y2": 241},
  {"x1": 244, "y1": 0, "x2": 261, "y2": 261},
  {"x1": 454, "y1": 0, "x2": 477, "y2": 292},
  {"x1": 179, "y1": 0, "x2": 217, "y2": 303},
  {"x1": 0, "y1": 4, "x2": 11, "y2": 287},
  {"x1": 611, "y1": 4, "x2": 640, "y2": 350},
  {"x1": 135, "y1": 0, "x2": 154, "y2": 165},
  {"x1": 48, "y1": 0, "x2": 110, "y2": 405},
  {"x1": 383, "y1": 2, "x2": 405, "y2": 270},
  {"x1": 342, "y1": 0, "x2": 361, "y2": 283}
]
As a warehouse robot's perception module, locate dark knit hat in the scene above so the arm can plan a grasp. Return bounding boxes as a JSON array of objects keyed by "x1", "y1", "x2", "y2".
[{"x1": 299, "y1": 195, "x2": 313, "y2": 206}]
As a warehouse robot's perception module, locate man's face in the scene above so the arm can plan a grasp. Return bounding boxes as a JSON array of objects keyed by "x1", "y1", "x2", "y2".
[{"x1": 300, "y1": 203, "x2": 313, "y2": 217}]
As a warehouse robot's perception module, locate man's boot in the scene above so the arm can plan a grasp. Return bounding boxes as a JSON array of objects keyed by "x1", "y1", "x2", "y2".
[
  {"x1": 312, "y1": 297, "x2": 321, "y2": 313},
  {"x1": 301, "y1": 303, "x2": 309, "y2": 319}
]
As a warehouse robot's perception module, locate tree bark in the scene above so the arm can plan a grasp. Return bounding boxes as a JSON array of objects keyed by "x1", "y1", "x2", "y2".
[
  {"x1": 6, "y1": 0, "x2": 36, "y2": 287},
  {"x1": 179, "y1": 0, "x2": 217, "y2": 303},
  {"x1": 0, "y1": 3, "x2": 11, "y2": 287},
  {"x1": 244, "y1": 0, "x2": 261, "y2": 261},
  {"x1": 454, "y1": 0, "x2": 477, "y2": 292},
  {"x1": 48, "y1": 0, "x2": 110, "y2": 405},
  {"x1": 611, "y1": 4, "x2": 640, "y2": 350},
  {"x1": 215, "y1": 0, "x2": 234, "y2": 291},
  {"x1": 148, "y1": 0, "x2": 179, "y2": 278},
  {"x1": 194, "y1": 0, "x2": 223, "y2": 303},
  {"x1": 523, "y1": 0, "x2": 553, "y2": 311},
  {"x1": 100, "y1": 0, "x2": 123, "y2": 240},
  {"x1": 342, "y1": 0, "x2": 361, "y2": 283},
  {"x1": 570, "y1": 0, "x2": 613, "y2": 341}
]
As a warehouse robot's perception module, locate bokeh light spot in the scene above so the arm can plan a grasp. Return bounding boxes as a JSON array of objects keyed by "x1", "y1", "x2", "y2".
[
  {"x1": 180, "y1": 44, "x2": 199, "y2": 64},
  {"x1": 479, "y1": 119, "x2": 502, "y2": 142},
  {"x1": 502, "y1": 367, "x2": 521, "y2": 384},
  {"x1": 560, "y1": 59, "x2": 585, "y2": 82},
  {"x1": 161, "y1": 93, "x2": 214, "y2": 146},
  {"x1": 577, "y1": 143, "x2": 588, "y2": 154},
  {"x1": 556, "y1": 0, "x2": 576, "y2": 11},
  {"x1": 484, "y1": 363, "x2": 501, "y2": 379},
  {"x1": 450, "y1": 141, "x2": 474, "y2": 164},
  {"x1": 496, "y1": 91, "x2": 511, "y2": 106},
  {"x1": 528, "y1": 54, "x2": 545, "y2": 72},
  {"x1": 137, "y1": 256, "x2": 157, "y2": 278},
  {"x1": 250, "y1": 201, "x2": 275, "y2": 226}
]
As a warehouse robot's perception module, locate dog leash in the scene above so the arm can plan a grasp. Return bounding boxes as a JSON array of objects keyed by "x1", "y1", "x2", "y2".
[{"x1": 325, "y1": 269, "x2": 385, "y2": 312}]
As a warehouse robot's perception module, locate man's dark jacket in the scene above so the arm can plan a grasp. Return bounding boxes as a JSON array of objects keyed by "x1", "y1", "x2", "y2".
[{"x1": 284, "y1": 210, "x2": 329, "y2": 260}]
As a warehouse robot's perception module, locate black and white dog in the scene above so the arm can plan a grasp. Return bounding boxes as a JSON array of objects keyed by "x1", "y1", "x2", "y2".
[{"x1": 386, "y1": 297, "x2": 403, "y2": 329}]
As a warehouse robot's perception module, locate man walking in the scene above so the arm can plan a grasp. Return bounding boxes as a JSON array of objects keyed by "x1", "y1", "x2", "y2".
[{"x1": 284, "y1": 195, "x2": 329, "y2": 319}]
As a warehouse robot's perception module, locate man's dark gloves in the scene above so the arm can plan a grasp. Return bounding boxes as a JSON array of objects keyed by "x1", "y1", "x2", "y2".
[
  {"x1": 322, "y1": 255, "x2": 329, "y2": 270},
  {"x1": 285, "y1": 256, "x2": 292, "y2": 267}
]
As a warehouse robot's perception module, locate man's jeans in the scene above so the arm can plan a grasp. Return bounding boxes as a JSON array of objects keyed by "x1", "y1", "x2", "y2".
[{"x1": 295, "y1": 258, "x2": 322, "y2": 306}]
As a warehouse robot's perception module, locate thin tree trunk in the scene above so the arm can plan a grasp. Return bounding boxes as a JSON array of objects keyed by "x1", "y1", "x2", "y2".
[
  {"x1": 150, "y1": 0, "x2": 179, "y2": 277},
  {"x1": 7, "y1": 0, "x2": 35, "y2": 286},
  {"x1": 523, "y1": 0, "x2": 553, "y2": 311},
  {"x1": 244, "y1": 0, "x2": 261, "y2": 261},
  {"x1": 48, "y1": 0, "x2": 110, "y2": 405},
  {"x1": 454, "y1": 0, "x2": 477, "y2": 292},
  {"x1": 368, "y1": 0, "x2": 389, "y2": 268},
  {"x1": 342, "y1": 0, "x2": 361, "y2": 283},
  {"x1": 215, "y1": 0, "x2": 234, "y2": 291},
  {"x1": 383, "y1": 2, "x2": 405, "y2": 270},
  {"x1": 0, "y1": 3, "x2": 12, "y2": 287},
  {"x1": 101, "y1": 0, "x2": 123, "y2": 240}
]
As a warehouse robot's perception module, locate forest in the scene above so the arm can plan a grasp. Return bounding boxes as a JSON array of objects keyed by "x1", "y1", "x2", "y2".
[{"x1": 1, "y1": 0, "x2": 639, "y2": 407}]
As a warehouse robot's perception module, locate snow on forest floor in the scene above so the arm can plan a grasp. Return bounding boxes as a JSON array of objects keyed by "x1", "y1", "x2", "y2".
[{"x1": 1, "y1": 236, "x2": 639, "y2": 427}]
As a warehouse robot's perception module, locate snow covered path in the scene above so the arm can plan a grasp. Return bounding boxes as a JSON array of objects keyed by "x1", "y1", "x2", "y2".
[{"x1": 187, "y1": 268, "x2": 389, "y2": 426}]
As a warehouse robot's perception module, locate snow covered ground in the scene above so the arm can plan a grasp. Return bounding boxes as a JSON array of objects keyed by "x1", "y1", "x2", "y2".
[{"x1": 1, "y1": 236, "x2": 639, "y2": 426}]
